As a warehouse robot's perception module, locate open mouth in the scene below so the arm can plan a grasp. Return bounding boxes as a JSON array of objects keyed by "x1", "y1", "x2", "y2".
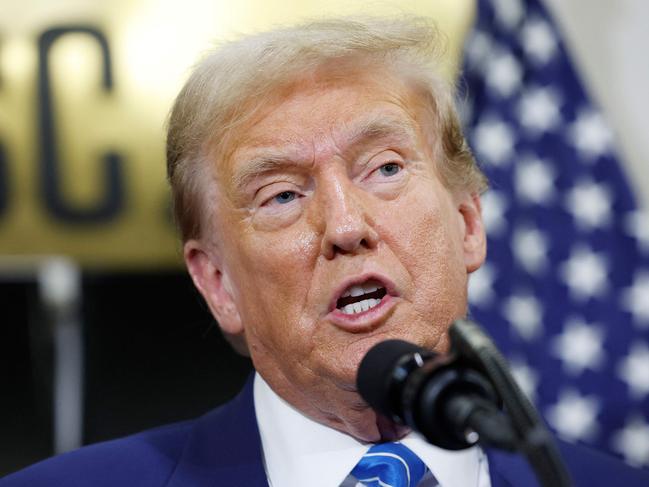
[{"x1": 335, "y1": 280, "x2": 388, "y2": 315}]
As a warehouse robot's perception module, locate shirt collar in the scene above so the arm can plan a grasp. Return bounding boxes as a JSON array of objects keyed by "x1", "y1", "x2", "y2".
[{"x1": 253, "y1": 372, "x2": 487, "y2": 487}]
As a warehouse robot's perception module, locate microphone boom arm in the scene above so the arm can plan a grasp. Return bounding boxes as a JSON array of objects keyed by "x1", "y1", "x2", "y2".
[{"x1": 449, "y1": 319, "x2": 572, "y2": 487}]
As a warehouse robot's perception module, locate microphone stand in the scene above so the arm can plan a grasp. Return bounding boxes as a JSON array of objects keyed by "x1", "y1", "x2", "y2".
[{"x1": 448, "y1": 319, "x2": 572, "y2": 487}]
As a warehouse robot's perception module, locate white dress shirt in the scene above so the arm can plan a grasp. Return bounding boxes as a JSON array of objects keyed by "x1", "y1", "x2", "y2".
[{"x1": 254, "y1": 373, "x2": 491, "y2": 487}]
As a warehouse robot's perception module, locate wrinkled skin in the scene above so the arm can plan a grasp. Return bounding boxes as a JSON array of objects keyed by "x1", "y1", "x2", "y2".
[{"x1": 185, "y1": 70, "x2": 486, "y2": 442}]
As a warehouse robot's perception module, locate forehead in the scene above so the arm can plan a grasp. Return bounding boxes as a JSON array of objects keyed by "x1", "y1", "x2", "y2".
[
  {"x1": 256, "y1": 75, "x2": 420, "y2": 139},
  {"x1": 219, "y1": 74, "x2": 429, "y2": 184}
]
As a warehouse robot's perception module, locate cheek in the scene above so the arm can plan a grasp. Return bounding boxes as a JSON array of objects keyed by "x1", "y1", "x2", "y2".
[
  {"x1": 236, "y1": 220, "x2": 317, "y2": 282},
  {"x1": 231, "y1": 226, "x2": 321, "y2": 343},
  {"x1": 389, "y1": 191, "x2": 467, "y2": 311}
]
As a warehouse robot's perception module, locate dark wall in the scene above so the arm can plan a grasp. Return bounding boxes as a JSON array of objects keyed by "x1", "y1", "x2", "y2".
[{"x1": 0, "y1": 272, "x2": 253, "y2": 476}]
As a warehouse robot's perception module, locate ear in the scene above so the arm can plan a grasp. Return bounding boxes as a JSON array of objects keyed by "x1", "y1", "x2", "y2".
[
  {"x1": 184, "y1": 239, "x2": 244, "y2": 336},
  {"x1": 457, "y1": 192, "x2": 487, "y2": 274}
]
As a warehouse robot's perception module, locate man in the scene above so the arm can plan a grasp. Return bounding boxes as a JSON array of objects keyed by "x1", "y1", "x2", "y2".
[{"x1": 2, "y1": 16, "x2": 648, "y2": 487}]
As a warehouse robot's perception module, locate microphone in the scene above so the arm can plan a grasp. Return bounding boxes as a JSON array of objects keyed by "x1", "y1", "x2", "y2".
[
  {"x1": 357, "y1": 320, "x2": 573, "y2": 487},
  {"x1": 357, "y1": 338, "x2": 516, "y2": 450}
]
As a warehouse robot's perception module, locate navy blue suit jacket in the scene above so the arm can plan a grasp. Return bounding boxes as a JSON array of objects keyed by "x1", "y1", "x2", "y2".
[{"x1": 3, "y1": 376, "x2": 648, "y2": 486}]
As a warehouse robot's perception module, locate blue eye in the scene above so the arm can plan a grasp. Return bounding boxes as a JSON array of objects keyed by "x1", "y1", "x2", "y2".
[
  {"x1": 274, "y1": 191, "x2": 296, "y2": 204},
  {"x1": 379, "y1": 162, "x2": 400, "y2": 177}
]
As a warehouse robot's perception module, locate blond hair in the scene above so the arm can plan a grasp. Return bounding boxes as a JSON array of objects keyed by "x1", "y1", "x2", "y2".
[{"x1": 166, "y1": 16, "x2": 487, "y2": 241}]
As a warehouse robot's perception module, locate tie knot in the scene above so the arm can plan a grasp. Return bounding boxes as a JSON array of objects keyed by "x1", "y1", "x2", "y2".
[{"x1": 350, "y1": 442, "x2": 428, "y2": 487}]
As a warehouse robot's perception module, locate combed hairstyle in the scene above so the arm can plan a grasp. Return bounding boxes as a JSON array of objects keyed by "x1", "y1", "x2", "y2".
[{"x1": 166, "y1": 16, "x2": 487, "y2": 242}]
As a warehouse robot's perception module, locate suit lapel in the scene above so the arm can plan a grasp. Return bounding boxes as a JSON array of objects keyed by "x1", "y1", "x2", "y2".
[{"x1": 166, "y1": 375, "x2": 269, "y2": 487}]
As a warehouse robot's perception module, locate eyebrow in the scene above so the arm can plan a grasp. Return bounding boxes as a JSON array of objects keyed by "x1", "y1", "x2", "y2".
[
  {"x1": 231, "y1": 153, "x2": 299, "y2": 197},
  {"x1": 231, "y1": 117, "x2": 419, "y2": 196}
]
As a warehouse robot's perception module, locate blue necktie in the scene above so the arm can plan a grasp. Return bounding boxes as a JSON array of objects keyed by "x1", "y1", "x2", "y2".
[{"x1": 350, "y1": 442, "x2": 429, "y2": 487}]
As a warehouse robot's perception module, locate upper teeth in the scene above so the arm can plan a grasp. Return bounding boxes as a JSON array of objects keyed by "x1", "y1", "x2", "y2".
[{"x1": 342, "y1": 283, "x2": 380, "y2": 298}]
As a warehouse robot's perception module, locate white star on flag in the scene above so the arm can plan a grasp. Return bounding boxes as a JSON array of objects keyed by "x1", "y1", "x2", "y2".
[
  {"x1": 492, "y1": 0, "x2": 525, "y2": 29},
  {"x1": 464, "y1": 30, "x2": 492, "y2": 72},
  {"x1": 469, "y1": 262, "x2": 497, "y2": 308},
  {"x1": 517, "y1": 86, "x2": 562, "y2": 135},
  {"x1": 624, "y1": 211, "x2": 649, "y2": 253},
  {"x1": 486, "y1": 49, "x2": 523, "y2": 98},
  {"x1": 481, "y1": 190, "x2": 509, "y2": 237},
  {"x1": 551, "y1": 317, "x2": 605, "y2": 375},
  {"x1": 617, "y1": 342, "x2": 649, "y2": 399},
  {"x1": 621, "y1": 271, "x2": 649, "y2": 327},
  {"x1": 513, "y1": 226, "x2": 549, "y2": 274},
  {"x1": 472, "y1": 115, "x2": 515, "y2": 166},
  {"x1": 515, "y1": 155, "x2": 556, "y2": 205},
  {"x1": 559, "y1": 246, "x2": 608, "y2": 301},
  {"x1": 546, "y1": 388, "x2": 600, "y2": 442},
  {"x1": 520, "y1": 16, "x2": 557, "y2": 64},
  {"x1": 569, "y1": 108, "x2": 614, "y2": 160},
  {"x1": 612, "y1": 416, "x2": 649, "y2": 467},
  {"x1": 564, "y1": 180, "x2": 612, "y2": 230},
  {"x1": 502, "y1": 293, "x2": 543, "y2": 340},
  {"x1": 509, "y1": 356, "x2": 539, "y2": 403}
]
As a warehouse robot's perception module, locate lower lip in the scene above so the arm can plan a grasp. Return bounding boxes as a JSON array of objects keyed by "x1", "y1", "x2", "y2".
[{"x1": 327, "y1": 294, "x2": 396, "y2": 331}]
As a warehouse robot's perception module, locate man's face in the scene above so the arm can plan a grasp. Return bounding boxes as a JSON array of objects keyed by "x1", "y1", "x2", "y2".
[{"x1": 187, "y1": 72, "x2": 485, "y2": 441}]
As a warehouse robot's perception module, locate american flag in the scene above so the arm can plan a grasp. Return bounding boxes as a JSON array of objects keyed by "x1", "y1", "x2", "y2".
[{"x1": 461, "y1": 0, "x2": 649, "y2": 467}]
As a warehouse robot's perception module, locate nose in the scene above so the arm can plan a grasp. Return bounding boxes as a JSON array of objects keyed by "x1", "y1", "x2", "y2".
[{"x1": 317, "y1": 175, "x2": 379, "y2": 259}]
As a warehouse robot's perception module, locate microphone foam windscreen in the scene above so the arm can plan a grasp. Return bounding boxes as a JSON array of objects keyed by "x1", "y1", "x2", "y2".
[{"x1": 356, "y1": 339, "x2": 425, "y2": 416}]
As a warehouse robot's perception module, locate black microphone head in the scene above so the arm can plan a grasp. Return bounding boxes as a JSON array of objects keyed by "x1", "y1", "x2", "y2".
[{"x1": 356, "y1": 339, "x2": 428, "y2": 418}]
